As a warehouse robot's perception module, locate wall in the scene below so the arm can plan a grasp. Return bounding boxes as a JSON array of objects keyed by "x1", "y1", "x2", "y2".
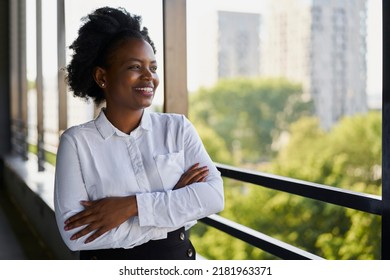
[{"x1": 2, "y1": 154, "x2": 78, "y2": 259}]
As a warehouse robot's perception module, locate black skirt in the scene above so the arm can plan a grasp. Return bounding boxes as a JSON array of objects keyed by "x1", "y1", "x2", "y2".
[{"x1": 79, "y1": 227, "x2": 196, "y2": 260}]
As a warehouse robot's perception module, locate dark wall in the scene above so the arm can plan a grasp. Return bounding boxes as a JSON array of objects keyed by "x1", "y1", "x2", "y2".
[{"x1": 0, "y1": 0, "x2": 11, "y2": 157}]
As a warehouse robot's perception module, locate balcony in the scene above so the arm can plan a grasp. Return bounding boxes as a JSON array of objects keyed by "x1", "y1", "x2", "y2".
[{"x1": 0, "y1": 0, "x2": 389, "y2": 262}]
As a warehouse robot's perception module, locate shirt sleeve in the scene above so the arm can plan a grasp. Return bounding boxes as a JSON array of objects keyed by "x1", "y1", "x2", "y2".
[
  {"x1": 136, "y1": 116, "x2": 224, "y2": 227},
  {"x1": 54, "y1": 133, "x2": 171, "y2": 251}
]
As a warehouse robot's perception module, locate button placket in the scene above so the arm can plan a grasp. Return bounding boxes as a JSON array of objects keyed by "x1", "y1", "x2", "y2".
[{"x1": 127, "y1": 136, "x2": 150, "y2": 192}]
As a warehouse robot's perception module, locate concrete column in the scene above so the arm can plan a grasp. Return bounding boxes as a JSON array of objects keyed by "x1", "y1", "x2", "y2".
[{"x1": 163, "y1": 0, "x2": 188, "y2": 116}]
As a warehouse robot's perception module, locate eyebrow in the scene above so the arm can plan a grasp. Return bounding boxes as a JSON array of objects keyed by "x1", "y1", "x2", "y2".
[{"x1": 124, "y1": 58, "x2": 157, "y2": 64}]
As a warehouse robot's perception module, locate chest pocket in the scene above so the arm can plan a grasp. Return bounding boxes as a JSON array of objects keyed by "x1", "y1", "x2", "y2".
[{"x1": 154, "y1": 150, "x2": 184, "y2": 190}]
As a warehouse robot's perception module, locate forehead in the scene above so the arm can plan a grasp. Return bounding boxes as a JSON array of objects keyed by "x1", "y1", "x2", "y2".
[{"x1": 107, "y1": 38, "x2": 156, "y2": 64}]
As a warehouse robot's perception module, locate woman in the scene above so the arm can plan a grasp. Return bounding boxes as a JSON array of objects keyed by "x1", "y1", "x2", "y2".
[{"x1": 54, "y1": 7, "x2": 224, "y2": 260}]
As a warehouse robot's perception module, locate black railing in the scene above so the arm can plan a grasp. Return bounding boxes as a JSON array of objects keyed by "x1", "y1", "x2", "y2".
[
  {"x1": 201, "y1": 214, "x2": 324, "y2": 260},
  {"x1": 216, "y1": 163, "x2": 382, "y2": 215},
  {"x1": 199, "y1": 163, "x2": 384, "y2": 260}
]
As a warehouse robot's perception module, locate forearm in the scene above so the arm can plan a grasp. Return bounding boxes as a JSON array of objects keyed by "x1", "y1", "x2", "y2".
[
  {"x1": 62, "y1": 196, "x2": 137, "y2": 242},
  {"x1": 136, "y1": 174, "x2": 224, "y2": 228},
  {"x1": 56, "y1": 205, "x2": 172, "y2": 251}
]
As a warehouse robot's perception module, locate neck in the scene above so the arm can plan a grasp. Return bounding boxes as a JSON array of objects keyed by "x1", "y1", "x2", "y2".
[{"x1": 104, "y1": 107, "x2": 144, "y2": 134}]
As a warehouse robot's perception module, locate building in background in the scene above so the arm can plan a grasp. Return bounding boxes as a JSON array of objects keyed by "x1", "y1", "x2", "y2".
[
  {"x1": 217, "y1": 11, "x2": 261, "y2": 79},
  {"x1": 262, "y1": 0, "x2": 368, "y2": 129}
]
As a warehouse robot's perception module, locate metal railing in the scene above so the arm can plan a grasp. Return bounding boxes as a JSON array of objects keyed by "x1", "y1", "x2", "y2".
[{"x1": 199, "y1": 163, "x2": 384, "y2": 260}]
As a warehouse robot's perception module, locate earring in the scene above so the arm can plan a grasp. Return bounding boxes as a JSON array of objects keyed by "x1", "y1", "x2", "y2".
[{"x1": 101, "y1": 83, "x2": 105, "y2": 88}]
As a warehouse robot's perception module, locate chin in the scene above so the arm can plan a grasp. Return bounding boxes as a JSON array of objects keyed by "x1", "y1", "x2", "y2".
[{"x1": 140, "y1": 101, "x2": 153, "y2": 109}]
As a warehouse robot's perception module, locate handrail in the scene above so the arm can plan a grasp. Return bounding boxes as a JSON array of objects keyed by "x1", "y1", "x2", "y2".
[
  {"x1": 196, "y1": 163, "x2": 383, "y2": 259},
  {"x1": 201, "y1": 214, "x2": 324, "y2": 260},
  {"x1": 216, "y1": 163, "x2": 382, "y2": 215}
]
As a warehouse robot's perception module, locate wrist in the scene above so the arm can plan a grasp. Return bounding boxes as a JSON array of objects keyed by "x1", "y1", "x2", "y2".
[{"x1": 128, "y1": 195, "x2": 138, "y2": 217}]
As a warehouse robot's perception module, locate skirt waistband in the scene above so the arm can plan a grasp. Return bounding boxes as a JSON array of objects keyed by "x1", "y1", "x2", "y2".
[{"x1": 79, "y1": 227, "x2": 195, "y2": 260}]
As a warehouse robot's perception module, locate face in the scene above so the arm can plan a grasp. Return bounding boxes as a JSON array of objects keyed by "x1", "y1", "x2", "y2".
[{"x1": 97, "y1": 38, "x2": 159, "y2": 112}]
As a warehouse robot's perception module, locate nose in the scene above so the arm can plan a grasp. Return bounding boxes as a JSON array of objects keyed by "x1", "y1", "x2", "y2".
[{"x1": 141, "y1": 68, "x2": 153, "y2": 80}]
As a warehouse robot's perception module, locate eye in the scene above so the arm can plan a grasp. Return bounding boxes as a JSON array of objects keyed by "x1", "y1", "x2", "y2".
[
  {"x1": 150, "y1": 65, "x2": 158, "y2": 73},
  {"x1": 128, "y1": 64, "x2": 141, "y2": 70}
]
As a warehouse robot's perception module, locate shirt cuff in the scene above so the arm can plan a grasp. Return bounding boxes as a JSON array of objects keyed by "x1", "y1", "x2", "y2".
[{"x1": 136, "y1": 192, "x2": 156, "y2": 227}]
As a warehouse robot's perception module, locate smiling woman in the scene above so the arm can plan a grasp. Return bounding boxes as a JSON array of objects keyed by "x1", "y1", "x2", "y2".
[
  {"x1": 53, "y1": 6, "x2": 224, "y2": 260},
  {"x1": 93, "y1": 38, "x2": 159, "y2": 129}
]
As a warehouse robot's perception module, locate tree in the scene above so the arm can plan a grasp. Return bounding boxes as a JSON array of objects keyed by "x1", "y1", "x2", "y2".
[
  {"x1": 191, "y1": 112, "x2": 381, "y2": 259},
  {"x1": 270, "y1": 112, "x2": 381, "y2": 259},
  {"x1": 189, "y1": 77, "x2": 313, "y2": 163},
  {"x1": 273, "y1": 112, "x2": 382, "y2": 192},
  {"x1": 189, "y1": 121, "x2": 234, "y2": 165}
]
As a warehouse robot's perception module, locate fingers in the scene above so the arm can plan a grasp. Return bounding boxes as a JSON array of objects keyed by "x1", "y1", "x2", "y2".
[
  {"x1": 70, "y1": 223, "x2": 96, "y2": 241},
  {"x1": 64, "y1": 206, "x2": 95, "y2": 230},
  {"x1": 85, "y1": 228, "x2": 108, "y2": 244},
  {"x1": 173, "y1": 163, "x2": 209, "y2": 190},
  {"x1": 64, "y1": 197, "x2": 136, "y2": 244},
  {"x1": 183, "y1": 164, "x2": 208, "y2": 181},
  {"x1": 80, "y1": 200, "x2": 94, "y2": 207},
  {"x1": 65, "y1": 214, "x2": 92, "y2": 230},
  {"x1": 187, "y1": 166, "x2": 208, "y2": 183},
  {"x1": 65, "y1": 208, "x2": 108, "y2": 243},
  {"x1": 69, "y1": 221, "x2": 108, "y2": 244}
]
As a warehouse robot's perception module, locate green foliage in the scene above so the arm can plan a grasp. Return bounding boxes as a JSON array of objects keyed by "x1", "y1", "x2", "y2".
[
  {"x1": 191, "y1": 122, "x2": 234, "y2": 164},
  {"x1": 270, "y1": 112, "x2": 382, "y2": 259},
  {"x1": 27, "y1": 79, "x2": 36, "y2": 91},
  {"x1": 191, "y1": 182, "x2": 279, "y2": 260},
  {"x1": 189, "y1": 77, "x2": 314, "y2": 162},
  {"x1": 326, "y1": 112, "x2": 382, "y2": 189},
  {"x1": 28, "y1": 144, "x2": 57, "y2": 166},
  {"x1": 272, "y1": 112, "x2": 382, "y2": 193},
  {"x1": 190, "y1": 84, "x2": 381, "y2": 259}
]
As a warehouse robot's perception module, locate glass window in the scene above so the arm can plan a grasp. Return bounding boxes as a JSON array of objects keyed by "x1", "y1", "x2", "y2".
[
  {"x1": 187, "y1": 0, "x2": 382, "y2": 193},
  {"x1": 26, "y1": 0, "x2": 37, "y2": 148},
  {"x1": 42, "y1": 0, "x2": 59, "y2": 152},
  {"x1": 27, "y1": 0, "x2": 60, "y2": 154},
  {"x1": 187, "y1": 0, "x2": 382, "y2": 260}
]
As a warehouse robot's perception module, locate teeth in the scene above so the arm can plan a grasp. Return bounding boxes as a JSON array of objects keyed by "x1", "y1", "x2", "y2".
[{"x1": 135, "y1": 87, "x2": 153, "y2": 92}]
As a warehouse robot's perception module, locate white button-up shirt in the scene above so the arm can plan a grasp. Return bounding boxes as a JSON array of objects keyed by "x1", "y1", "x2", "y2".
[{"x1": 54, "y1": 110, "x2": 224, "y2": 251}]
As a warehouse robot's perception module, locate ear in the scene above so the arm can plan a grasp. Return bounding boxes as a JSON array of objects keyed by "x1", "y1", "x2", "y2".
[{"x1": 93, "y1": 66, "x2": 107, "y2": 88}]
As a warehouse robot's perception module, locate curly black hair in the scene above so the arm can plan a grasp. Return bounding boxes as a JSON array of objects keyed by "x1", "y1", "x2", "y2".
[{"x1": 66, "y1": 7, "x2": 156, "y2": 105}]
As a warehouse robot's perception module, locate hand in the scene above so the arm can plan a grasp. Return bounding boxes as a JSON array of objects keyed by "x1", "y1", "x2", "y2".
[
  {"x1": 173, "y1": 163, "x2": 209, "y2": 190},
  {"x1": 64, "y1": 196, "x2": 137, "y2": 243}
]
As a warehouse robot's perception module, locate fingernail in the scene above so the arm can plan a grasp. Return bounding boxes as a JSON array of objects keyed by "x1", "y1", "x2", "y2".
[
  {"x1": 64, "y1": 226, "x2": 69, "y2": 231},
  {"x1": 70, "y1": 235, "x2": 76, "y2": 240}
]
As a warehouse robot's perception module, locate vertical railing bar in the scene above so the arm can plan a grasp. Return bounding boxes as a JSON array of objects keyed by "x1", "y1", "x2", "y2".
[
  {"x1": 57, "y1": 0, "x2": 67, "y2": 135},
  {"x1": 381, "y1": 0, "x2": 390, "y2": 260},
  {"x1": 10, "y1": 1, "x2": 19, "y2": 155},
  {"x1": 36, "y1": 0, "x2": 45, "y2": 171},
  {"x1": 19, "y1": 0, "x2": 28, "y2": 160}
]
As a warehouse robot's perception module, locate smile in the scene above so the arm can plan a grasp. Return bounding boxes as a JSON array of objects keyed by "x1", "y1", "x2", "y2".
[{"x1": 135, "y1": 87, "x2": 154, "y2": 92}]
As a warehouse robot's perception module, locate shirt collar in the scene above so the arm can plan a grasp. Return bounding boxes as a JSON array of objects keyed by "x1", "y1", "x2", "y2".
[{"x1": 95, "y1": 109, "x2": 152, "y2": 140}]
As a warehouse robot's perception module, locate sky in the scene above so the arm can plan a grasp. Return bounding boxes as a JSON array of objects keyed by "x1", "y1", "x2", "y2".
[
  {"x1": 26, "y1": 0, "x2": 382, "y2": 108},
  {"x1": 366, "y1": 0, "x2": 383, "y2": 104}
]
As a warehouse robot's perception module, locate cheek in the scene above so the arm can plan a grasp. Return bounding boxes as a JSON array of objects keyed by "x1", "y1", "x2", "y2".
[
  {"x1": 154, "y1": 75, "x2": 160, "y2": 88},
  {"x1": 120, "y1": 73, "x2": 138, "y2": 85}
]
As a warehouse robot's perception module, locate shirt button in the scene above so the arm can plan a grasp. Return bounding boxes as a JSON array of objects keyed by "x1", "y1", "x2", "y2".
[
  {"x1": 179, "y1": 232, "x2": 185, "y2": 241},
  {"x1": 187, "y1": 249, "x2": 193, "y2": 258}
]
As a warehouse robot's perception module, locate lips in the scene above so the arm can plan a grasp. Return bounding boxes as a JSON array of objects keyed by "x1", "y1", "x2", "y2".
[{"x1": 134, "y1": 87, "x2": 154, "y2": 96}]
